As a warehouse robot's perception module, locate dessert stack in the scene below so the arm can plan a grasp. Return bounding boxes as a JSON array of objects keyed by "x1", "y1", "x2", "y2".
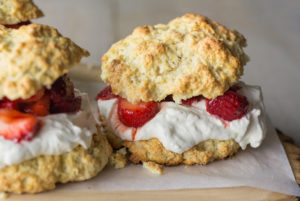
[
  {"x1": 0, "y1": 0, "x2": 111, "y2": 194},
  {"x1": 97, "y1": 14, "x2": 267, "y2": 169}
]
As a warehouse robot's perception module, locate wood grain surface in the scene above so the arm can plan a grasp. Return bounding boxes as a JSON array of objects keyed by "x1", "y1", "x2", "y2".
[{"x1": 7, "y1": 187, "x2": 299, "y2": 201}]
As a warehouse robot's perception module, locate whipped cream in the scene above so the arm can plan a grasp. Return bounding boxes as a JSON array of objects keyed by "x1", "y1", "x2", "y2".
[
  {"x1": 0, "y1": 93, "x2": 96, "y2": 169},
  {"x1": 98, "y1": 82, "x2": 267, "y2": 154}
]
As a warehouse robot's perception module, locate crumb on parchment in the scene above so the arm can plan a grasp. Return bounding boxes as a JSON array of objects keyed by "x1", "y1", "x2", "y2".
[
  {"x1": 0, "y1": 192, "x2": 8, "y2": 199},
  {"x1": 109, "y1": 148, "x2": 127, "y2": 169},
  {"x1": 143, "y1": 161, "x2": 164, "y2": 175}
]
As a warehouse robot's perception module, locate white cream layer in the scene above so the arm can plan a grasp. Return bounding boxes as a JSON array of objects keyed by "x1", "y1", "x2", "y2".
[
  {"x1": 98, "y1": 82, "x2": 267, "y2": 154},
  {"x1": 0, "y1": 93, "x2": 96, "y2": 169}
]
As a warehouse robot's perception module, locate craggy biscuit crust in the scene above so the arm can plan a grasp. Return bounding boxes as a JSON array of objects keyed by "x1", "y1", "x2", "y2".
[
  {"x1": 101, "y1": 14, "x2": 248, "y2": 103},
  {"x1": 0, "y1": 132, "x2": 112, "y2": 194},
  {"x1": 0, "y1": 0, "x2": 43, "y2": 25},
  {"x1": 0, "y1": 24, "x2": 89, "y2": 100},
  {"x1": 124, "y1": 138, "x2": 240, "y2": 166}
]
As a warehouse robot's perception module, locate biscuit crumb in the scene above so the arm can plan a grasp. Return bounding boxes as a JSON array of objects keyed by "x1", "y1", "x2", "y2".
[
  {"x1": 0, "y1": 192, "x2": 8, "y2": 199},
  {"x1": 143, "y1": 162, "x2": 164, "y2": 175},
  {"x1": 109, "y1": 148, "x2": 127, "y2": 169}
]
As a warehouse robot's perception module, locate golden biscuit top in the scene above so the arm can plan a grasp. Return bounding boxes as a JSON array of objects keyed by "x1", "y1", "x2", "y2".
[
  {"x1": 101, "y1": 14, "x2": 249, "y2": 103},
  {"x1": 0, "y1": 0, "x2": 43, "y2": 25},
  {"x1": 0, "y1": 24, "x2": 89, "y2": 100}
]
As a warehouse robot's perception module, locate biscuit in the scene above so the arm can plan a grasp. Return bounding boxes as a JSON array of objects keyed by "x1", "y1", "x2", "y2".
[
  {"x1": 124, "y1": 138, "x2": 240, "y2": 166},
  {"x1": 0, "y1": 0, "x2": 43, "y2": 25},
  {"x1": 0, "y1": 24, "x2": 89, "y2": 101},
  {"x1": 101, "y1": 14, "x2": 249, "y2": 103},
  {"x1": 0, "y1": 131, "x2": 112, "y2": 194}
]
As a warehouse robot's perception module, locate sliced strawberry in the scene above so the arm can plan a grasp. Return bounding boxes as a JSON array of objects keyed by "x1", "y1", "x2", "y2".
[
  {"x1": 49, "y1": 75, "x2": 75, "y2": 103},
  {"x1": 182, "y1": 95, "x2": 203, "y2": 106},
  {"x1": 118, "y1": 98, "x2": 159, "y2": 127},
  {"x1": 96, "y1": 86, "x2": 118, "y2": 100},
  {"x1": 0, "y1": 98, "x2": 19, "y2": 110},
  {"x1": 48, "y1": 75, "x2": 81, "y2": 113},
  {"x1": 50, "y1": 96, "x2": 81, "y2": 114},
  {"x1": 23, "y1": 94, "x2": 50, "y2": 116},
  {"x1": 21, "y1": 88, "x2": 45, "y2": 103},
  {"x1": 0, "y1": 109, "x2": 38, "y2": 142},
  {"x1": 4, "y1": 21, "x2": 31, "y2": 29},
  {"x1": 206, "y1": 90, "x2": 249, "y2": 121}
]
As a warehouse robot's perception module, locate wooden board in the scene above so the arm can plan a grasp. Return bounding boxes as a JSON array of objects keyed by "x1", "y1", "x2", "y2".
[{"x1": 6, "y1": 187, "x2": 299, "y2": 201}]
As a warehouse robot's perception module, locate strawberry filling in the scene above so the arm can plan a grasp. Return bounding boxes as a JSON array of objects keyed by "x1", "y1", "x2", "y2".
[
  {"x1": 206, "y1": 88, "x2": 249, "y2": 121},
  {"x1": 118, "y1": 98, "x2": 159, "y2": 128},
  {"x1": 181, "y1": 95, "x2": 203, "y2": 106},
  {"x1": 97, "y1": 87, "x2": 159, "y2": 128},
  {"x1": 0, "y1": 109, "x2": 39, "y2": 142},
  {"x1": 97, "y1": 84, "x2": 249, "y2": 132},
  {"x1": 23, "y1": 94, "x2": 50, "y2": 117},
  {"x1": 96, "y1": 86, "x2": 118, "y2": 100},
  {"x1": 0, "y1": 75, "x2": 81, "y2": 142},
  {"x1": 4, "y1": 21, "x2": 31, "y2": 29},
  {"x1": 48, "y1": 75, "x2": 82, "y2": 114}
]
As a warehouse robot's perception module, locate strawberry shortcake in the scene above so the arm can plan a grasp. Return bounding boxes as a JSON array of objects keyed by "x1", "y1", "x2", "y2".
[
  {"x1": 97, "y1": 14, "x2": 267, "y2": 166},
  {"x1": 0, "y1": 24, "x2": 111, "y2": 194}
]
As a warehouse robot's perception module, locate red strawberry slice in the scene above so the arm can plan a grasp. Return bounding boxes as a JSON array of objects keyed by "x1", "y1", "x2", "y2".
[
  {"x1": 23, "y1": 94, "x2": 50, "y2": 116},
  {"x1": 0, "y1": 98, "x2": 19, "y2": 110},
  {"x1": 118, "y1": 98, "x2": 159, "y2": 127},
  {"x1": 0, "y1": 109, "x2": 38, "y2": 142},
  {"x1": 182, "y1": 95, "x2": 203, "y2": 106},
  {"x1": 96, "y1": 86, "x2": 118, "y2": 100},
  {"x1": 4, "y1": 21, "x2": 31, "y2": 29},
  {"x1": 206, "y1": 90, "x2": 249, "y2": 121},
  {"x1": 49, "y1": 75, "x2": 75, "y2": 103},
  {"x1": 50, "y1": 96, "x2": 82, "y2": 114},
  {"x1": 48, "y1": 75, "x2": 81, "y2": 113}
]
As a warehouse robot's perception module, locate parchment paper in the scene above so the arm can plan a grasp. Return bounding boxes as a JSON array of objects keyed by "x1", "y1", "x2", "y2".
[{"x1": 64, "y1": 79, "x2": 300, "y2": 196}]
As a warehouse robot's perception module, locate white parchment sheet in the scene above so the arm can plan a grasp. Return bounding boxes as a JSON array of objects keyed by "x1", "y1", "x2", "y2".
[{"x1": 63, "y1": 80, "x2": 300, "y2": 196}]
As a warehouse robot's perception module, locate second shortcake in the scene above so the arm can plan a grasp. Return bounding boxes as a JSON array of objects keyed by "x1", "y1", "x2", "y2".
[{"x1": 97, "y1": 14, "x2": 267, "y2": 166}]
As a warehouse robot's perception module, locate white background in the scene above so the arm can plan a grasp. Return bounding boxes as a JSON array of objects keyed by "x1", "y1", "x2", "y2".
[{"x1": 35, "y1": 0, "x2": 300, "y2": 144}]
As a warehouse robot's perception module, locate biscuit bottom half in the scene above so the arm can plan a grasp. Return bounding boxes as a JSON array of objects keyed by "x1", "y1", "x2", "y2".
[
  {"x1": 0, "y1": 129, "x2": 112, "y2": 194},
  {"x1": 124, "y1": 138, "x2": 240, "y2": 166},
  {"x1": 103, "y1": 124, "x2": 240, "y2": 166}
]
